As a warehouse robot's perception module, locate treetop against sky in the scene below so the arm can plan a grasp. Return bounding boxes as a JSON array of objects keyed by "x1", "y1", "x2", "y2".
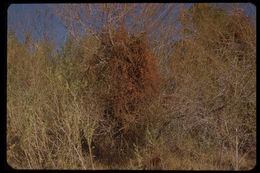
[{"x1": 8, "y1": 3, "x2": 256, "y2": 49}]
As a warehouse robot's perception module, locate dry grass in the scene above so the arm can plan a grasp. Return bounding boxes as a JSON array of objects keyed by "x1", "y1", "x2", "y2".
[{"x1": 7, "y1": 4, "x2": 256, "y2": 170}]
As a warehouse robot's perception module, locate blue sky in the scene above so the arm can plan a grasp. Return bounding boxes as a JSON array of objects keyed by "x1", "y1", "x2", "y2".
[
  {"x1": 8, "y1": 3, "x2": 256, "y2": 49},
  {"x1": 8, "y1": 4, "x2": 67, "y2": 48}
]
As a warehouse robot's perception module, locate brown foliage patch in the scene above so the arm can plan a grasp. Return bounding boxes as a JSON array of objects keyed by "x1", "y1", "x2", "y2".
[{"x1": 86, "y1": 26, "x2": 161, "y2": 164}]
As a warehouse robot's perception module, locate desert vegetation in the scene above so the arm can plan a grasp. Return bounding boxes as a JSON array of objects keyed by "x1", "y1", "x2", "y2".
[{"x1": 7, "y1": 3, "x2": 256, "y2": 170}]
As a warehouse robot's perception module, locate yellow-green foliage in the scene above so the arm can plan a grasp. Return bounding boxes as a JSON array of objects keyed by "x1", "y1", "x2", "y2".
[
  {"x1": 7, "y1": 4, "x2": 255, "y2": 170},
  {"x1": 168, "y1": 4, "x2": 256, "y2": 170}
]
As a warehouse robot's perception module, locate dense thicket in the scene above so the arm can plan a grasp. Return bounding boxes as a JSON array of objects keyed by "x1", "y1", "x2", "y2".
[{"x1": 7, "y1": 4, "x2": 255, "y2": 170}]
